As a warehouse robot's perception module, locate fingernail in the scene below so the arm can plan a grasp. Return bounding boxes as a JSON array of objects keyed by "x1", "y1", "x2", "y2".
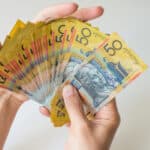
[
  {"x1": 71, "y1": 2, "x2": 79, "y2": 7},
  {"x1": 63, "y1": 84, "x2": 74, "y2": 98},
  {"x1": 95, "y1": 6, "x2": 104, "y2": 14}
]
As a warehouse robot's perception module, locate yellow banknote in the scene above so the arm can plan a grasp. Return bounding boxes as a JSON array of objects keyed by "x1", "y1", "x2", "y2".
[
  {"x1": 0, "y1": 18, "x2": 147, "y2": 127},
  {"x1": 95, "y1": 32, "x2": 147, "y2": 86}
]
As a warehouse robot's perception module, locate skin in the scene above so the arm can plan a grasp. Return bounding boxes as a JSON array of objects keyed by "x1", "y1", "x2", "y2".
[
  {"x1": 0, "y1": 3, "x2": 120, "y2": 150},
  {"x1": 62, "y1": 85, "x2": 120, "y2": 150}
]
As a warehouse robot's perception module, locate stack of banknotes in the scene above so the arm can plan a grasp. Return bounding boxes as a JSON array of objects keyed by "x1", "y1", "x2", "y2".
[{"x1": 0, "y1": 18, "x2": 147, "y2": 126}]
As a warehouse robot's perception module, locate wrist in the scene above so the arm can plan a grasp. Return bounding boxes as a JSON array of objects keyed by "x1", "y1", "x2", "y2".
[{"x1": 0, "y1": 91, "x2": 23, "y2": 149}]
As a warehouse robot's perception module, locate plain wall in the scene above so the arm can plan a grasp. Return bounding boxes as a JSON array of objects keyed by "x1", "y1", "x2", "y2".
[{"x1": 0, "y1": 0, "x2": 150, "y2": 150}]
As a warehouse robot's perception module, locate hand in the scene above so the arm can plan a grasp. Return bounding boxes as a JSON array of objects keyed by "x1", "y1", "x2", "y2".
[
  {"x1": 0, "y1": 88, "x2": 27, "y2": 106},
  {"x1": 0, "y1": 43, "x2": 27, "y2": 149},
  {"x1": 40, "y1": 84, "x2": 120, "y2": 150},
  {"x1": 33, "y1": 3, "x2": 104, "y2": 23},
  {"x1": 63, "y1": 85, "x2": 120, "y2": 150},
  {"x1": 34, "y1": 3, "x2": 104, "y2": 115}
]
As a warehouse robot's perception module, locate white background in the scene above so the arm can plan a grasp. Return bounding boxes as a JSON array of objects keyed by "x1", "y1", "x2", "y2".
[{"x1": 0, "y1": 0, "x2": 150, "y2": 150}]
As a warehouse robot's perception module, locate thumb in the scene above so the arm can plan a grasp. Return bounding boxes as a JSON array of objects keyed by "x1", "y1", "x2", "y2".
[{"x1": 63, "y1": 84, "x2": 87, "y2": 126}]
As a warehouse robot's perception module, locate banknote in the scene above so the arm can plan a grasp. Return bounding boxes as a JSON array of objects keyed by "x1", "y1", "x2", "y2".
[
  {"x1": 0, "y1": 33, "x2": 20, "y2": 90},
  {"x1": 50, "y1": 48, "x2": 87, "y2": 125},
  {"x1": 67, "y1": 32, "x2": 148, "y2": 113},
  {"x1": 0, "y1": 18, "x2": 147, "y2": 127},
  {"x1": 95, "y1": 32, "x2": 147, "y2": 86},
  {"x1": 1, "y1": 23, "x2": 36, "y2": 92},
  {"x1": 49, "y1": 19, "x2": 70, "y2": 87},
  {"x1": 67, "y1": 55, "x2": 119, "y2": 112}
]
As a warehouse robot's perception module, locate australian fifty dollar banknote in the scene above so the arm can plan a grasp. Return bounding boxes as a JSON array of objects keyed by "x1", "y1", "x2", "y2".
[{"x1": 0, "y1": 18, "x2": 148, "y2": 126}]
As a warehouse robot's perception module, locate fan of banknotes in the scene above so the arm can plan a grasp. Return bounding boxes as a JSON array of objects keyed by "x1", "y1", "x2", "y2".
[{"x1": 0, "y1": 18, "x2": 147, "y2": 126}]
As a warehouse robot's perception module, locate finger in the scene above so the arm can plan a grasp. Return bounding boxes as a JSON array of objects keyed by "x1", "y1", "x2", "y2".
[
  {"x1": 0, "y1": 88, "x2": 27, "y2": 102},
  {"x1": 95, "y1": 98, "x2": 119, "y2": 118},
  {"x1": 0, "y1": 91, "x2": 11, "y2": 100},
  {"x1": 102, "y1": 98, "x2": 118, "y2": 111},
  {"x1": 33, "y1": 3, "x2": 78, "y2": 22},
  {"x1": 12, "y1": 93, "x2": 28, "y2": 102},
  {"x1": 63, "y1": 84, "x2": 87, "y2": 126},
  {"x1": 71, "y1": 6, "x2": 104, "y2": 21},
  {"x1": 95, "y1": 98, "x2": 120, "y2": 128},
  {"x1": 39, "y1": 106, "x2": 50, "y2": 117}
]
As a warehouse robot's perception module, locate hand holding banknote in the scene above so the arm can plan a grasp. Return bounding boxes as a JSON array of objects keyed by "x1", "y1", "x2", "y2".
[
  {"x1": 41, "y1": 85, "x2": 120, "y2": 150},
  {"x1": 63, "y1": 85, "x2": 120, "y2": 150},
  {"x1": 1, "y1": 3, "x2": 114, "y2": 149},
  {"x1": 0, "y1": 2, "x2": 147, "y2": 150}
]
